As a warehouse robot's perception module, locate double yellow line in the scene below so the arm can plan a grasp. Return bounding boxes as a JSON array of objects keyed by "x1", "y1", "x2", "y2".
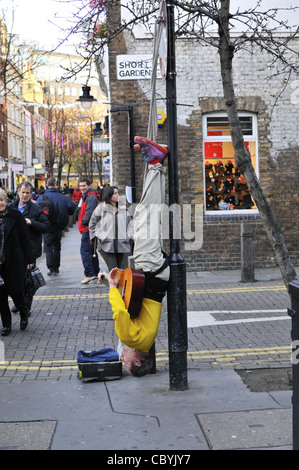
[
  {"x1": 31, "y1": 284, "x2": 286, "y2": 301},
  {"x1": 187, "y1": 285, "x2": 286, "y2": 295},
  {"x1": 155, "y1": 345, "x2": 291, "y2": 365},
  {"x1": 0, "y1": 359, "x2": 78, "y2": 371},
  {"x1": 0, "y1": 345, "x2": 291, "y2": 371}
]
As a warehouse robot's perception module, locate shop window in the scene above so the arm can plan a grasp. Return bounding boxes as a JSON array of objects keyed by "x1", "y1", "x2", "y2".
[{"x1": 203, "y1": 112, "x2": 258, "y2": 213}]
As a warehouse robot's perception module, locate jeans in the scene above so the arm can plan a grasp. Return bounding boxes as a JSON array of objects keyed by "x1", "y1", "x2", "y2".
[
  {"x1": 44, "y1": 229, "x2": 63, "y2": 273},
  {"x1": 80, "y1": 231, "x2": 99, "y2": 277}
]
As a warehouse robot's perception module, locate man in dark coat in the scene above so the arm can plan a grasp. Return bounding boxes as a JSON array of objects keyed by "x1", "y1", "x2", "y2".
[
  {"x1": 0, "y1": 189, "x2": 34, "y2": 336},
  {"x1": 37, "y1": 177, "x2": 75, "y2": 276},
  {"x1": 10, "y1": 181, "x2": 50, "y2": 313}
]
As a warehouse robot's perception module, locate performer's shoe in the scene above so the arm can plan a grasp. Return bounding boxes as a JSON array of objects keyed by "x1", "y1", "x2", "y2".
[{"x1": 134, "y1": 136, "x2": 168, "y2": 164}]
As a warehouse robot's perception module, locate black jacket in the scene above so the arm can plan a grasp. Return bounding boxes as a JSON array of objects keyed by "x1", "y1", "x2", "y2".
[
  {"x1": 11, "y1": 199, "x2": 50, "y2": 260},
  {"x1": 0, "y1": 206, "x2": 34, "y2": 294},
  {"x1": 37, "y1": 188, "x2": 75, "y2": 231}
]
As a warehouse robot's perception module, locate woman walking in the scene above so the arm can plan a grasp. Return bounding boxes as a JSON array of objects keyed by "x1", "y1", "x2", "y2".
[
  {"x1": 89, "y1": 186, "x2": 134, "y2": 271},
  {"x1": 0, "y1": 189, "x2": 34, "y2": 336}
]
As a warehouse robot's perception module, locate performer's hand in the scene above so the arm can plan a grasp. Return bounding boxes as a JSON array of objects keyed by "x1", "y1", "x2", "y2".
[
  {"x1": 97, "y1": 271, "x2": 108, "y2": 284},
  {"x1": 108, "y1": 267, "x2": 119, "y2": 289}
]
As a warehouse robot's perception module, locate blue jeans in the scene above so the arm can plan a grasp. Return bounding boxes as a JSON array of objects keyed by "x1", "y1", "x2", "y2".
[{"x1": 80, "y1": 231, "x2": 99, "y2": 277}]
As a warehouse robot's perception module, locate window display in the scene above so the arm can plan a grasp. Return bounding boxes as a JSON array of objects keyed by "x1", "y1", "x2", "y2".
[{"x1": 203, "y1": 113, "x2": 257, "y2": 212}]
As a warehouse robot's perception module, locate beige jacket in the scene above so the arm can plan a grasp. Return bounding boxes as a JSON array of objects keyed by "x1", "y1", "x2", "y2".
[{"x1": 89, "y1": 202, "x2": 134, "y2": 253}]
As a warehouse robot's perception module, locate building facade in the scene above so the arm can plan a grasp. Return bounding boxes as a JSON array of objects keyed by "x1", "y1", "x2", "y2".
[{"x1": 106, "y1": 4, "x2": 299, "y2": 272}]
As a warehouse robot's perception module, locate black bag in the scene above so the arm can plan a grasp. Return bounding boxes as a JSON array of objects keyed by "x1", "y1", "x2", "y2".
[
  {"x1": 39, "y1": 196, "x2": 56, "y2": 222},
  {"x1": 26, "y1": 267, "x2": 46, "y2": 296}
]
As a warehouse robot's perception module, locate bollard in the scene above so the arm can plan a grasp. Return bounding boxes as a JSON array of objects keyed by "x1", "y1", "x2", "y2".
[
  {"x1": 288, "y1": 281, "x2": 299, "y2": 450},
  {"x1": 241, "y1": 223, "x2": 255, "y2": 282}
]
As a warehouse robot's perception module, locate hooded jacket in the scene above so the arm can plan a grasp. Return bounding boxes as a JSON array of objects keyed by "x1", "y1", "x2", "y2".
[{"x1": 89, "y1": 201, "x2": 134, "y2": 254}]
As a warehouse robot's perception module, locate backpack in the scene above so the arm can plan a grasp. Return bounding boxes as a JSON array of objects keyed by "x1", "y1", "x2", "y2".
[{"x1": 39, "y1": 195, "x2": 56, "y2": 222}]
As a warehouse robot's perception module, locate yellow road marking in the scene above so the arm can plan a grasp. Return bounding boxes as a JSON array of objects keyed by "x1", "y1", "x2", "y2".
[
  {"x1": 0, "y1": 346, "x2": 291, "y2": 371},
  {"x1": 187, "y1": 285, "x2": 286, "y2": 295},
  {"x1": 28, "y1": 284, "x2": 286, "y2": 301}
]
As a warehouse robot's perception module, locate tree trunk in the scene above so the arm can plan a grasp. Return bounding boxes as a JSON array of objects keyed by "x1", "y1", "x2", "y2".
[{"x1": 218, "y1": 0, "x2": 296, "y2": 286}]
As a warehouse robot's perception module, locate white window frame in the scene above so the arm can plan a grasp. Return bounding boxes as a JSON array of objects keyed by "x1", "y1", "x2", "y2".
[{"x1": 203, "y1": 111, "x2": 259, "y2": 215}]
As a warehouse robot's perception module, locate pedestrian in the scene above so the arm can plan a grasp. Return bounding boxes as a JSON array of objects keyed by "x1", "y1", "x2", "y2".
[
  {"x1": 72, "y1": 185, "x2": 81, "y2": 203},
  {"x1": 72, "y1": 184, "x2": 81, "y2": 221},
  {"x1": 10, "y1": 181, "x2": 50, "y2": 314},
  {"x1": 37, "y1": 177, "x2": 75, "y2": 276},
  {"x1": 32, "y1": 187, "x2": 39, "y2": 201},
  {"x1": 78, "y1": 177, "x2": 100, "y2": 284},
  {"x1": 89, "y1": 186, "x2": 133, "y2": 271},
  {"x1": 98, "y1": 137, "x2": 169, "y2": 377},
  {"x1": 62, "y1": 184, "x2": 70, "y2": 195},
  {"x1": 0, "y1": 188, "x2": 35, "y2": 336}
]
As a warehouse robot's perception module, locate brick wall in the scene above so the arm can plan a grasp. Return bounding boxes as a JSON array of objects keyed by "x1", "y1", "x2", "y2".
[{"x1": 107, "y1": 4, "x2": 299, "y2": 272}]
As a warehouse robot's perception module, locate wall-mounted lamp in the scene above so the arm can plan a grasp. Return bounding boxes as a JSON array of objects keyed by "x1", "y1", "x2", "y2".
[{"x1": 76, "y1": 86, "x2": 97, "y2": 110}]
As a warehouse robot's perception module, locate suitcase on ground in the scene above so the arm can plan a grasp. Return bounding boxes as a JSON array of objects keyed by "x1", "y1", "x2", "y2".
[
  {"x1": 77, "y1": 360, "x2": 122, "y2": 382},
  {"x1": 77, "y1": 348, "x2": 122, "y2": 382}
]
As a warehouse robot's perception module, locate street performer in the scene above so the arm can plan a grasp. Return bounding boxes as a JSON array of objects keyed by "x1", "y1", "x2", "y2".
[{"x1": 98, "y1": 136, "x2": 169, "y2": 377}]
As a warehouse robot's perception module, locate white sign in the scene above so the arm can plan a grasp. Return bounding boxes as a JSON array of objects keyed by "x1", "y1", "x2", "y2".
[
  {"x1": 12, "y1": 164, "x2": 23, "y2": 172},
  {"x1": 116, "y1": 54, "x2": 161, "y2": 81},
  {"x1": 93, "y1": 139, "x2": 110, "y2": 153}
]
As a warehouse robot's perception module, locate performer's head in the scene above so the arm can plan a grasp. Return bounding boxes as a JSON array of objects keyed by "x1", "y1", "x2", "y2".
[{"x1": 120, "y1": 346, "x2": 153, "y2": 377}]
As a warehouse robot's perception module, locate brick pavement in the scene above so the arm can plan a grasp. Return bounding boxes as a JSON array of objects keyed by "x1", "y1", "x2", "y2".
[{"x1": 0, "y1": 226, "x2": 293, "y2": 383}]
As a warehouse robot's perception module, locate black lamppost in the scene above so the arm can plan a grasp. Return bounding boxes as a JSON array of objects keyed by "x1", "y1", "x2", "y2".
[
  {"x1": 77, "y1": 115, "x2": 94, "y2": 183},
  {"x1": 166, "y1": 1, "x2": 188, "y2": 391},
  {"x1": 93, "y1": 122, "x2": 103, "y2": 186}
]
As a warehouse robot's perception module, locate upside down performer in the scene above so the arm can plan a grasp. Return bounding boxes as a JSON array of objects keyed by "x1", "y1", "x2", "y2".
[{"x1": 98, "y1": 136, "x2": 170, "y2": 377}]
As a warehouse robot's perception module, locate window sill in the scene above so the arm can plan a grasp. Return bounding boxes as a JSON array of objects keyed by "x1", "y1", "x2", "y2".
[{"x1": 204, "y1": 209, "x2": 260, "y2": 221}]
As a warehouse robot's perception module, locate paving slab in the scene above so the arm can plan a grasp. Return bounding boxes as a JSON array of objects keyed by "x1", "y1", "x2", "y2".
[
  {"x1": 197, "y1": 409, "x2": 292, "y2": 450},
  {"x1": 0, "y1": 369, "x2": 292, "y2": 450},
  {"x1": 0, "y1": 420, "x2": 57, "y2": 450}
]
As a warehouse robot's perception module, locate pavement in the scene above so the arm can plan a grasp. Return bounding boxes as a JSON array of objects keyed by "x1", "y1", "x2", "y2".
[{"x1": 0, "y1": 221, "x2": 297, "y2": 452}]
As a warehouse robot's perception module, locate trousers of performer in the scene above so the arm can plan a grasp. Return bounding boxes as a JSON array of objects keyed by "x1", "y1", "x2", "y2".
[{"x1": 132, "y1": 163, "x2": 170, "y2": 283}]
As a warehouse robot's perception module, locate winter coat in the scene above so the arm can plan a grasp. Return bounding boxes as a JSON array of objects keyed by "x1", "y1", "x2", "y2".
[
  {"x1": 89, "y1": 202, "x2": 134, "y2": 254},
  {"x1": 72, "y1": 189, "x2": 82, "y2": 202},
  {"x1": 78, "y1": 189, "x2": 100, "y2": 234},
  {"x1": 37, "y1": 188, "x2": 75, "y2": 232},
  {"x1": 0, "y1": 206, "x2": 34, "y2": 294},
  {"x1": 11, "y1": 199, "x2": 50, "y2": 261}
]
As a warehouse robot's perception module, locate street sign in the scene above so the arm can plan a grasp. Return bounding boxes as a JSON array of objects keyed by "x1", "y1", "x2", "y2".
[
  {"x1": 92, "y1": 138, "x2": 110, "y2": 153},
  {"x1": 157, "y1": 109, "x2": 166, "y2": 126}
]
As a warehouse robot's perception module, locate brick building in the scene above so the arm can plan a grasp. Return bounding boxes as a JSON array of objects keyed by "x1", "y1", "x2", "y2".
[{"x1": 106, "y1": 3, "x2": 299, "y2": 272}]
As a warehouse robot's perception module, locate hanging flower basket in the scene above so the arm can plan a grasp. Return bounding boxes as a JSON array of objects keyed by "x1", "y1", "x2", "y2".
[
  {"x1": 93, "y1": 22, "x2": 108, "y2": 38},
  {"x1": 89, "y1": 0, "x2": 106, "y2": 7}
]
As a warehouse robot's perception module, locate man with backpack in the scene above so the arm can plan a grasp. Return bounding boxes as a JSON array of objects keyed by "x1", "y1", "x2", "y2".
[
  {"x1": 78, "y1": 177, "x2": 100, "y2": 284},
  {"x1": 37, "y1": 177, "x2": 75, "y2": 276}
]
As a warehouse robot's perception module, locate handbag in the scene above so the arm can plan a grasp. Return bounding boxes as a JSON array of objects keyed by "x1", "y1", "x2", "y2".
[{"x1": 26, "y1": 267, "x2": 46, "y2": 296}]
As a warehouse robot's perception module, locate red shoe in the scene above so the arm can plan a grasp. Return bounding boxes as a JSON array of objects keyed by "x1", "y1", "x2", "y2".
[{"x1": 134, "y1": 136, "x2": 168, "y2": 164}]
